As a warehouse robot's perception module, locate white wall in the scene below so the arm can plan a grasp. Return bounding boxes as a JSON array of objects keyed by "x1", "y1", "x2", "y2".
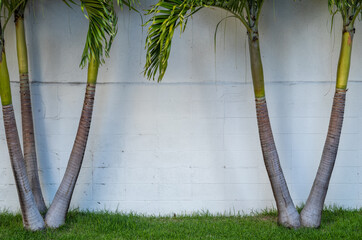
[{"x1": 0, "y1": 0, "x2": 361, "y2": 214}]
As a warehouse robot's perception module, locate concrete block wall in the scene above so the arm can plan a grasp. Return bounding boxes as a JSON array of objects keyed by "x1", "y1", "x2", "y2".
[{"x1": 0, "y1": 0, "x2": 361, "y2": 214}]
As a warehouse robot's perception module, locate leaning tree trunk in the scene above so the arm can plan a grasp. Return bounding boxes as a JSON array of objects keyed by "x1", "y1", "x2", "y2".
[
  {"x1": 301, "y1": 25, "x2": 353, "y2": 228},
  {"x1": 248, "y1": 29, "x2": 300, "y2": 228},
  {"x1": 45, "y1": 83, "x2": 96, "y2": 228},
  {"x1": 15, "y1": 14, "x2": 47, "y2": 213},
  {"x1": 255, "y1": 98, "x2": 300, "y2": 228},
  {"x1": 300, "y1": 89, "x2": 346, "y2": 227},
  {"x1": 0, "y1": 46, "x2": 45, "y2": 230},
  {"x1": 19, "y1": 73, "x2": 47, "y2": 213},
  {"x1": 2, "y1": 105, "x2": 45, "y2": 231}
]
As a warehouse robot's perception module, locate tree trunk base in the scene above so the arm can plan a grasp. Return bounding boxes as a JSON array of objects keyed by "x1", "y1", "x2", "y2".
[
  {"x1": 45, "y1": 212, "x2": 66, "y2": 229},
  {"x1": 278, "y1": 205, "x2": 301, "y2": 229},
  {"x1": 300, "y1": 207, "x2": 321, "y2": 228}
]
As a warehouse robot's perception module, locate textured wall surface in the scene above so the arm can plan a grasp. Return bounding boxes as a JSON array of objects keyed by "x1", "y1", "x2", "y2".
[{"x1": 0, "y1": 0, "x2": 361, "y2": 214}]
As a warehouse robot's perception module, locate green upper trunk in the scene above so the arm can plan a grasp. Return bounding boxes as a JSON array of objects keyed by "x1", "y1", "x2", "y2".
[
  {"x1": 336, "y1": 28, "x2": 354, "y2": 90},
  {"x1": 248, "y1": 31, "x2": 265, "y2": 98},
  {"x1": 0, "y1": 50, "x2": 12, "y2": 106},
  {"x1": 15, "y1": 17, "x2": 28, "y2": 74},
  {"x1": 87, "y1": 57, "x2": 99, "y2": 84}
]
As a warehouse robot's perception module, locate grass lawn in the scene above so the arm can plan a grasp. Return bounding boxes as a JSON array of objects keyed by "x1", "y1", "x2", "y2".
[{"x1": 0, "y1": 207, "x2": 361, "y2": 239}]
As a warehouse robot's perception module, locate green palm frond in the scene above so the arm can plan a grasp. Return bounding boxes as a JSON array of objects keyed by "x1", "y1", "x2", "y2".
[
  {"x1": 1, "y1": 0, "x2": 27, "y2": 31},
  {"x1": 3, "y1": 0, "x2": 27, "y2": 14},
  {"x1": 65, "y1": 0, "x2": 118, "y2": 67},
  {"x1": 0, "y1": 0, "x2": 27, "y2": 56},
  {"x1": 328, "y1": 0, "x2": 362, "y2": 26},
  {"x1": 144, "y1": 0, "x2": 197, "y2": 81},
  {"x1": 81, "y1": 0, "x2": 117, "y2": 67},
  {"x1": 117, "y1": 0, "x2": 139, "y2": 9},
  {"x1": 144, "y1": 0, "x2": 265, "y2": 82}
]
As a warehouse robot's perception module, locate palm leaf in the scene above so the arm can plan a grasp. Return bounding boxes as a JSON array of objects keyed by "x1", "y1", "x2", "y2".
[
  {"x1": 117, "y1": 0, "x2": 139, "y2": 9},
  {"x1": 64, "y1": 0, "x2": 118, "y2": 67},
  {"x1": 1, "y1": 0, "x2": 27, "y2": 31},
  {"x1": 328, "y1": 0, "x2": 362, "y2": 26},
  {"x1": 3, "y1": 0, "x2": 28, "y2": 13},
  {"x1": 144, "y1": 0, "x2": 265, "y2": 82}
]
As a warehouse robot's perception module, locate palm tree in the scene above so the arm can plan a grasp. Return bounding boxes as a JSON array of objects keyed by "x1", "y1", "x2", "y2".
[
  {"x1": 44, "y1": 0, "x2": 118, "y2": 228},
  {"x1": 300, "y1": 0, "x2": 362, "y2": 228},
  {"x1": 4, "y1": 0, "x2": 47, "y2": 213},
  {"x1": 0, "y1": 0, "x2": 45, "y2": 231},
  {"x1": 144, "y1": 0, "x2": 300, "y2": 228}
]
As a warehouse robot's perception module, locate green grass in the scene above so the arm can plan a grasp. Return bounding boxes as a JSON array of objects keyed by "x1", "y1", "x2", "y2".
[{"x1": 0, "y1": 207, "x2": 361, "y2": 239}]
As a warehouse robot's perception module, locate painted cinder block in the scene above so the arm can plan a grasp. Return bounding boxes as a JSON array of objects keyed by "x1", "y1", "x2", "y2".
[
  {"x1": 31, "y1": 85, "x2": 59, "y2": 119},
  {"x1": 93, "y1": 184, "x2": 126, "y2": 201},
  {"x1": 158, "y1": 168, "x2": 192, "y2": 184},
  {"x1": 123, "y1": 151, "x2": 162, "y2": 168},
  {"x1": 93, "y1": 168, "x2": 126, "y2": 184},
  {"x1": 40, "y1": 184, "x2": 58, "y2": 204},
  {"x1": 0, "y1": 185, "x2": 20, "y2": 210},
  {"x1": 224, "y1": 134, "x2": 260, "y2": 151},
  {"x1": 183, "y1": 151, "x2": 224, "y2": 169},
  {"x1": 159, "y1": 134, "x2": 224, "y2": 151},
  {"x1": 225, "y1": 101, "x2": 255, "y2": 118},
  {"x1": 0, "y1": 169, "x2": 15, "y2": 185},
  {"x1": 291, "y1": 133, "x2": 325, "y2": 151},
  {"x1": 92, "y1": 151, "x2": 126, "y2": 168},
  {"x1": 292, "y1": 166, "x2": 318, "y2": 185},
  {"x1": 0, "y1": 155, "x2": 11, "y2": 169},
  {"x1": 158, "y1": 184, "x2": 192, "y2": 201},
  {"x1": 35, "y1": 118, "x2": 78, "y2": 136},
  {"x1": 289, "y1": 183, "x2": 314, "y2": 204},
  {"x1": 224, "y1": 168, "x2": 259, "y2": 184},
  {"x1": 335, "y1": 151, "x2": 360, "y2": 167},
  {"x1": 326, "y1": 184, "x2": 359, "y2": 200},
  {"x1": 224, "y1": 118, "x2": 258, "y2": 135},
  {"x1": 224, "y1": 150, "x2": 261, "y2": 168},
  {"x1": 126, "y1": 168, "x2": 159, "y2": 184},
  {"x1": 224, "y1": 184, "x2": 260, "y2": 201},
  {"x1": 191, "y1": 100, "x2": 224, "y2": 119},
  {"x1": 71, "y1": 183, "x2": 93, "y2": 203},
  {"x1": 125, "y1": 184, "x2": 158, "y2": 201},
  {"x1": 191, "y1": 184, "x2": 225, "y2": 201},
  {"x1": 339, "y1": 133, "x2": 360, "y2": 151},
  {"x1": 191, "y1": 168, "x2": 225, "y2": 184},
  {"x1": 330, "y1": 167, "x2": 359, "y2": 184},
  {"x1": 38, "y1": 168, "x2": 60, "y2": 185}
]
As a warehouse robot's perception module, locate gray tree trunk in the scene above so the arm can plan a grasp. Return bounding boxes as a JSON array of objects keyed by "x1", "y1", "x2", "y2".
[
  {"x1": 45, "y1": 84, "x2": 95, "y2": 228},
  {"x1": 2, "y1": 105, "x2": 45, "y2": 230},
  {"x1": 300, "y1": 89, "x2": 346, "y2": 228},
  {"x1": 255, "y1": 98, "x2": 300, "y2": 228},
  {"x1": 20, "y1": 73, "x2": 47, "y2": 213}
]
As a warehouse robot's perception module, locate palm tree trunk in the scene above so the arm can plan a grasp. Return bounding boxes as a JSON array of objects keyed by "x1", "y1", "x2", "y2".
[
  {"x1": 45, "y1": 83, "x2": 96, "y2": 228},
  {"x1": 255, "y1": 98, "x2": 300, "y2": 228},
  {"x1": 300, "y1": 27, "x2": 353, "y2": 228},
  {"x1": 2, "y1": 105, "x2": 45, "y2": 230},
  {"x1": 300, "y1": 90, "x2": 346, "y2": 227},
  {"x1": 0, "y1": 49, "x2": 45, "y2": 231},
  {"x1": 248, "y1": 31, "x2": 300, "y2": 228},
  {"x1": 16, "y1": 15, "x2": 47, "y2": 213}
]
